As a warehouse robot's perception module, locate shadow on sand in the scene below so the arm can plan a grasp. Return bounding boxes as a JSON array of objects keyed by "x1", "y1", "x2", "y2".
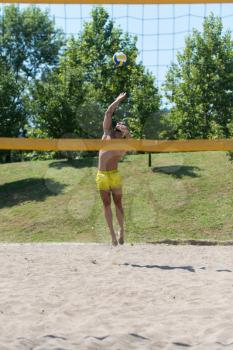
[{"x1": 122, "y1": 262, "x2": 196, "y2": 272}]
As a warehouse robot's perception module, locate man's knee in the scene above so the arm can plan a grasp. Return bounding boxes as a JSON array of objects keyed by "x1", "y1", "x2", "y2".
[
  {"x1": 100, "y1": 190, "x2": 111, "y2": 207},
  {"x1": 113, "y1": 195, "x2": 122, "y2": 207},
  {"x1": 102, "y1": 198, "x2": 111, "y2": 207}
]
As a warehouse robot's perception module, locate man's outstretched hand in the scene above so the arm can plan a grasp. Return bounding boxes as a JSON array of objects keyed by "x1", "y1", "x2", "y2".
[{"x1": 115, "y1": 92, "x2": 127, "y2": 103}]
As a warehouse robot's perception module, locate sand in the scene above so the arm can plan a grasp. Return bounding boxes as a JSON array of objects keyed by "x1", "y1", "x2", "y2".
[{"x1": 0, "y1": 243, "x2": 232, "y2": 350}]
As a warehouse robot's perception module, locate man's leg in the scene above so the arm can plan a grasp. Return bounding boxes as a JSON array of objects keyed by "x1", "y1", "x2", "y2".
[
  {"x1": 99, "y1": 190, "x2": 118, "y2": 246},
  {"x1": 112, "y1": 188, "x2": 124, "y2": 245}
]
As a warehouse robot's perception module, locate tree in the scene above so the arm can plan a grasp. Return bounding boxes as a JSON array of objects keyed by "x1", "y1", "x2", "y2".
[
  {"x1": 31, "y1": 6, "x2": 160, "y2": 140},
  {"x1": 30, "y1": 63, "x2": 88, "y2": 138},
  {"x1": 0, "y1": 58, "x2": 26, "y2": 162},
  {"x1": 0, "y1": 5, "x2": 65, "y2": 161},
  {"x1": 0, "y1": 59, "x2": 25, "y2": 137},
  {"x1": 0, "y1": 5, "x2": 64, "y2": 80},
  {"x1": 163, "y1": 14, "x2": 233, "y2": 139}
]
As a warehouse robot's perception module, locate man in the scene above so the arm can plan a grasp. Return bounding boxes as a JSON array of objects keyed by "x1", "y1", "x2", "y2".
[{"x1": 96, "y1": 92, "x2": 131, "y2": 246}]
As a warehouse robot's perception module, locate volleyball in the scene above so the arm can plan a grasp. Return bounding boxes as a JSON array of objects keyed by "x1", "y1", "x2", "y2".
[{"x1": 113, "y1": 52, "x2": 127, "y2": 67}]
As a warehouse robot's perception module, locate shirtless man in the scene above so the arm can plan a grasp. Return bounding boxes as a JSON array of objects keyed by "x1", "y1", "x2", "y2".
[{"x1": 96, "y1": 92, "x2": 131, "y2": 246}]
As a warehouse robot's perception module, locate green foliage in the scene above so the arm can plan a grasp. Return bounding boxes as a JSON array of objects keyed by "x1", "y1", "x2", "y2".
[
  {"x1": 128, "y1": 65, "x2": 161, "y2": 138},
  {"x1": 31, "y1": 6, "x2": 160, "y2": 139},
  {"x1": 0, "y1": 5, "x2": 65, "y2": 162},
  {"x1": 0, "y1": 58, "x2": 26, "y2": 163},
  {"x1": 0, "y1": 58, "x2": 25, "y2": 137},
  {"x1": 0, "y1": 5, "x2": 64, "y2": 79},
  {"x1": 163, "y1": 14, "x2": 233, "y2": 139},
  {"x1": 29, "y1": 64, "x2": 87, "y2": 138}
]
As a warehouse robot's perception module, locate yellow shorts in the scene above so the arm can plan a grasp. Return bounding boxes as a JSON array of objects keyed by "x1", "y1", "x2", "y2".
[{"x1": 96, "y1": 169, "x2": 122, "y2": 191}]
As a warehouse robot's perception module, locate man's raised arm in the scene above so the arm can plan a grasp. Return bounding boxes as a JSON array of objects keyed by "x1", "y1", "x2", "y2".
[{"x1": 103, "y1": 92, "x2": 127, "y2": 132}]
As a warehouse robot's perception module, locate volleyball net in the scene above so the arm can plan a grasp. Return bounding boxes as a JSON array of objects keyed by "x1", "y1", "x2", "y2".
[{"x1": 1, "y1": 0, "x2": 233, "y2": 153}]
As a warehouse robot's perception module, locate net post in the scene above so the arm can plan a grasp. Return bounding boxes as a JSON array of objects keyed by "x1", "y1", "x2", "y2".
[{"x1": 148, "y1": 152, "x2": 152, "y2": 167}]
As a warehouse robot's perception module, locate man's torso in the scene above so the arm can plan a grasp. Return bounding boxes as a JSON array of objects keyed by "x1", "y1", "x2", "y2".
[{"x1": 98, "y1": 133, "x2": 125, "y2": 171}]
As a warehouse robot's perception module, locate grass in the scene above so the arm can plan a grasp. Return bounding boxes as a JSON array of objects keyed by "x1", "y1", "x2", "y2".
[{"x1": 0, "y1": 152, "x2": 233, "y2": 243}]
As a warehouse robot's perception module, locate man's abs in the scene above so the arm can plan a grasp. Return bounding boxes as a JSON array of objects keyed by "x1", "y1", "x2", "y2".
[{"x1": 98, "y1": 150, "x2": 122, "y2": 171}]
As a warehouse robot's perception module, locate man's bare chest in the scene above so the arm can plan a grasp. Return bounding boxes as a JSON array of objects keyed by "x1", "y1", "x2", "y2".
[{"x1": 99, "y1": 150, "x2": 123, "y2": 161}]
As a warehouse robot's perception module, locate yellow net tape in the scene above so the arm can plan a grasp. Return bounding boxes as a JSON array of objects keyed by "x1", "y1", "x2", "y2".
[{"x1": 1, "y1": 138, "x2": 233, "y2": 152}]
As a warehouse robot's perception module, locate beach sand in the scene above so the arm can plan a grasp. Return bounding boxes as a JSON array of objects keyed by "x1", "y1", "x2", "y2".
[{"x1": 0, "y1": 243, "x2": 232, "y2": 350}]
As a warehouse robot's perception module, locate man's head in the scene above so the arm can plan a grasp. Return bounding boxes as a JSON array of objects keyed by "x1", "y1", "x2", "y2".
[{"x1": 113, "y1": 121, "x2": 129, "y2": 139}]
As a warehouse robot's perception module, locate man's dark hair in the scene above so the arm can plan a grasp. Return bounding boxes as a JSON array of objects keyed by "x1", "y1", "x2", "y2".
[{"x1": 113, "y1": 120, "x2": 127, "y2": 128}]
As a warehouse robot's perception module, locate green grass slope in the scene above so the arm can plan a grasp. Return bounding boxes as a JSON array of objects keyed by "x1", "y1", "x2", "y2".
[{"x1": 0, "y1": 152, "x2": 233, "y2": 243}]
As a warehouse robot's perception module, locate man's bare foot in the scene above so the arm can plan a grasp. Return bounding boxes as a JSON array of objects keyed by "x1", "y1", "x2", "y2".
[
  {"x1": 111, "y1": 232, "x2": 118, "y2": 246},
  {"x1": 112, "y1": 239, "x2": 118, "y2": 247},
  {"x1": 118, "y1": 236, "x2": 124, "y2": 245},
  {"x1": 118, "y1": 231, "x2": 124, "y2": 245}
]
